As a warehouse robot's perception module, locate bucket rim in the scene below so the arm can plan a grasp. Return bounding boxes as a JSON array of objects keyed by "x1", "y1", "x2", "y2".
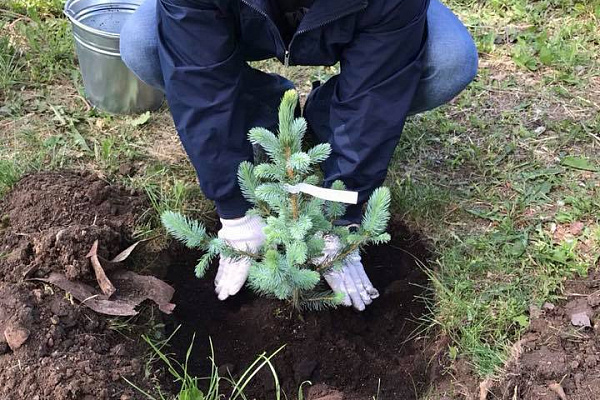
[{"x1": 64, "y1": 0, "x2": 141, "y2": 39}]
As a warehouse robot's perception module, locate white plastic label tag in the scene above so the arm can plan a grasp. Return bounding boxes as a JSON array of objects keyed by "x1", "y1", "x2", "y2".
[{"x1": 285, "y1": 183, "x2": 358, "y2": 204}]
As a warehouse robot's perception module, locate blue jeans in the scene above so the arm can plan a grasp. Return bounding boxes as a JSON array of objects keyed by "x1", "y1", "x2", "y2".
[{"x1": 120, "y1": 0, "x2": 477, "y2": 114}]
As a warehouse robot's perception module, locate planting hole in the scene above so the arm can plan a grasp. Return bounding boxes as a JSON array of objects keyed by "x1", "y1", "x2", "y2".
[{"x1": 164, "y1": 220, "x2": 431, "y2": 400}]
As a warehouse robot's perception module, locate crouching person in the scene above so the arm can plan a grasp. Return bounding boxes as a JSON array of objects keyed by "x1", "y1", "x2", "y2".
[{"x1": 120, "y1": 0, "x2": 477, "y2": 310}]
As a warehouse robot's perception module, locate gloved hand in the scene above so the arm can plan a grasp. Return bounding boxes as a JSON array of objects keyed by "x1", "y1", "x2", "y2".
[
  {"x1": 215, "y1": 215, "x2": 266, "y2": 300},
  {"x1": 317, "y1": 235, "x2": 380, "y2": 311}
]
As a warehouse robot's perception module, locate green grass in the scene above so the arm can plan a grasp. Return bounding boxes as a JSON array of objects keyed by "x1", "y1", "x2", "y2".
[
  {"x1": 126, "y1": 327, "x2": 293, "y2": 400},
  {"x1": 2, "y1": 0, "x2": 64, "y2": 15},
  {"x1": 0, "y1": 35, "x2": 24, "y2": 91},
  {"x1": 1, "y1": 0, "x2": 599, "y2": 395},
  {"x1": 0, "y1": 158, "x2": 24, "y2": 196},
  {"x1": 394, "y1": 0, "x2": 600, "y2": 378}
]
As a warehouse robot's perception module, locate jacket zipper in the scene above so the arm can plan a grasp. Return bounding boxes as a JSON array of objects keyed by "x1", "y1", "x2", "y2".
[
  {"x1": 286, "y1": 7, "x2": 367, "y2": 66},
  {"x1": 240, "y1": 1, "x2": 288, "y2": 62},
  {"x1": 241, "y1": 0, "x2": 367, "y2": 67}
]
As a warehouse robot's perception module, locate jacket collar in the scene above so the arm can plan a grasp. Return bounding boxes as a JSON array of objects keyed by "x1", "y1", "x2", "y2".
[{"x1": 242, "y1": 0, "x2": 368, "y2": 32}]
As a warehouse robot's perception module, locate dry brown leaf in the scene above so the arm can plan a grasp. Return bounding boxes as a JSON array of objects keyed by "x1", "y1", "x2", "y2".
[
  {"x1": 109, "y1": 270, "x2": 176, "y2": 314},
  {"x1": 86, "y1": 240, "x2": 116, "y2": 297},
  {"x1": 33, "y1": 273, "x2": 136, "y2": 316},
  {"x1": 553, "y1": 221, "x2": 585, "y2": 242},
  {"x1": 31, "y1": 271, "x2": 175, "y2": 317},
  {"x1": 110, "y1": 241, "x2": 142, "y2": 263}
]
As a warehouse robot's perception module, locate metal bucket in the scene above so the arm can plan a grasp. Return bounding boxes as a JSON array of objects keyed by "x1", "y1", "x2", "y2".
[{"x1": 64, "y1": 0, "x2": 164, "y2": 114}]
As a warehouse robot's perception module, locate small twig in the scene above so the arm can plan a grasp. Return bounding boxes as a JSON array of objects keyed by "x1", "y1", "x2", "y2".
[
  {"x1": 70, "y1": 94, "x2": 92, "y2": 112},
  {"x1": 317, "y1": 242, "x2": 362, "y2": 271},
  {"x1": 479, "y1": 378, "x2": 493, "y2": 400},
  {"x1": 584, "y1": 130, "x2": 600, "y2": 144},
  {"x1": 565, "y1": 292, "x2": 590, "y2": 297},
  {"x1": 224, "y1": 246, "x2": 260, "y2": 261},
  {"x1": 81, "y1": 294, "x2": 101, "y2": 304}
]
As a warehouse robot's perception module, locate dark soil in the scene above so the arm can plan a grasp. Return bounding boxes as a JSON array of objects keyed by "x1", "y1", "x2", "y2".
[
  {"x1": 0, "y1": 171, "x2": 150, "y2": 399},
  {"x1": 0, "y1": 171, "x2": 144, "y2": 282},
  {"x1": 490, "y1": 269, "x2": 600, "y2": 400},
  {"x1": 0, "y1": 170, "x2": 437, "y2": 400},
  {"x1": 164, "y1": 222, "x2": 432, "y2": 400}
]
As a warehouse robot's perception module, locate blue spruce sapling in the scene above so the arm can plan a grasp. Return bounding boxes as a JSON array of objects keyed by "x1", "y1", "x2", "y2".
[{"x1": 161, "y1": 90, "x2": 392, "y2": 311}]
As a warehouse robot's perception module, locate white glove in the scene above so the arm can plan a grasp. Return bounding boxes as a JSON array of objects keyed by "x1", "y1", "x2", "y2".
[
  {"x1": 215, "y1": 215, "x2": 266, "y2": 301},
  {"x1": 317, "y1": 235, "x2": 380, "y2": 311}
]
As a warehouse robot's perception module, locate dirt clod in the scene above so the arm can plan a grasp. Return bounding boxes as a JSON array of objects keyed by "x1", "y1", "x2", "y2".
[
  {"x1": 570, "y1": 312, "x2": 591, "y2": 328},
  {"x1": 4, "y1": 323, "x2": 30, "y2": 350},
  {"x1": 307, "y1": 384, "x2": 345, "y2": 400},
  {"x1": 521, "y1": 346, "x2": 568, "y2": 380},
  {"x1": 566, "y1": 299, "x2": 594, "y2": 328}
]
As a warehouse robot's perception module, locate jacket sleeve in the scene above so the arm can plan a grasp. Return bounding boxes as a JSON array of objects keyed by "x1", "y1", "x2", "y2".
[
  {"x1": 321, "y1": 0, "x2": 429, "y2": 223},
  {"x1": 157, "y1": 0, "x2": 252, "y2": 218}
]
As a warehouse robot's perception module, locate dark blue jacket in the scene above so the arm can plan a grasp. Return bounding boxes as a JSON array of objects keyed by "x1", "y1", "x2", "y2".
[{"x1": 157, "y1": 0, "x2": 429, "y2": 222}]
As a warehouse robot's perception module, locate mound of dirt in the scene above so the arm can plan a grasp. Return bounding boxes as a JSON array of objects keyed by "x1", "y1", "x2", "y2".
[
  {"x1": 164, "y1": 222, "x2": 432, "y2": 400},
  {"x1": 0, "y1": 171, "x2": 144, "y2": 282},
  {"x1": 0, "y1": 171, "x2": 152, "y2": 400},
  {"x1": 493, "y1": 270, "x2": 600, "y2": 400}
]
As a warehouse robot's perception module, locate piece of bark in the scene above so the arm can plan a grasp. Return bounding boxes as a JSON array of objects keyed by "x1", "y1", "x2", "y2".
[
  {"x1": 86, "y1": 240, "x2": 116, "y2": 297},
  {"x1": 479, "y1": 378, "x2": 493, "y2": 400},
  {"x1": 548, "y1": 382, "x2": 568, "y2": 400}
]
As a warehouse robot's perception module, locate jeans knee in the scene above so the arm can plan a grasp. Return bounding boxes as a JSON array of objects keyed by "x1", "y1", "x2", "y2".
[
  {"x1": 426, "y1": 37, "x2": 478, "y2": 109},
  {"x1": 119, "y1": 25, "x2": 137, "y2": 71},
  {"x1": 438, "y1": 38, "x2": 478, "y2": 99},
  {"x1": 119, "y1": 16, "x2": 164, "y2": 90},
  {"x1": 462, "y1": 40, "x2": 479, "y2": 86},
  {"x1": 120, "y1": 25, "x2": 144, "y2": 74},
  {"x1": 409, "y1": 36, "x2": 478, "y2": 114}
]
